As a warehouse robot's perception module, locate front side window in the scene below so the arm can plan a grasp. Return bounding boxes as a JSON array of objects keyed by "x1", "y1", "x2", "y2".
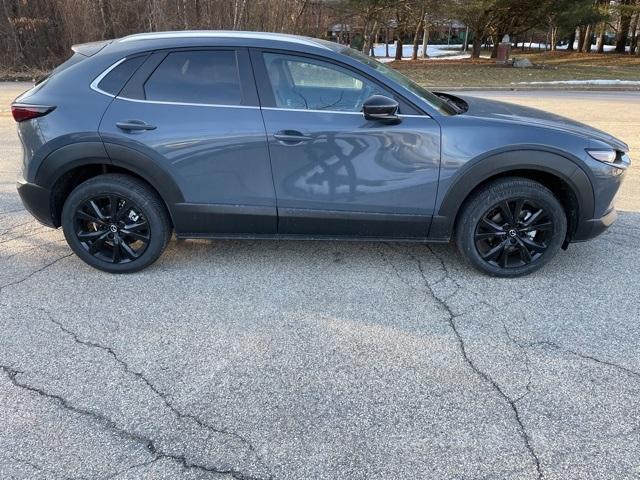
[
  {"x1": 263, "y1": 52, "x2": 387, "y2": 112},
  {"x1": 144, "y1": 50, "x2": 241, "y2": 105}
]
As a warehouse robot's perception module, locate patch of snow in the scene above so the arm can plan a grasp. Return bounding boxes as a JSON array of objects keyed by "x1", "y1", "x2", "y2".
[
  {"x1": 372, "y1": 43, "x2": 472, "y2": 61},
  {"x1": 516, "y1": 42, "x2": 630, "y2": 53},
  {"x1": 513, "y1": 79, "x2": 640, "y2": 85}
]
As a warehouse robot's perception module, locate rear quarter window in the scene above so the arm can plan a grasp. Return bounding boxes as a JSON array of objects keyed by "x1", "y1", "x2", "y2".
[
  {"x1": 96, "y1": 55, "x2": 148, "y2": 96},
  {"x1": 143, "y1": 50, "x2": 241, "y2": 105}
]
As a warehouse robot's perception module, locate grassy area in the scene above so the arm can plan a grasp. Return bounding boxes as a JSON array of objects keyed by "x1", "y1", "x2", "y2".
[{"x1": 393, "y1": 51, "x2": 640, "y2": 89}]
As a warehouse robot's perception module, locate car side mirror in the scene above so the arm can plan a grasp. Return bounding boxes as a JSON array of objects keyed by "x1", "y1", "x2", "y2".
[{"x1": 362, "y1": 95, "x2": 400, "y2": 124}]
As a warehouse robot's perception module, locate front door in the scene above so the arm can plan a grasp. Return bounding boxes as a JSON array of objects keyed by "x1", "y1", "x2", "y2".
[{"x1": 252, "y1": 50, "x2": 441, "y2": 238}]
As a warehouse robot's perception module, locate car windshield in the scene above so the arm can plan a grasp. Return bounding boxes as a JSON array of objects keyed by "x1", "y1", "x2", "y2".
[{"x1": 341, "y1": 47, "x2": 456, "y2": 115}]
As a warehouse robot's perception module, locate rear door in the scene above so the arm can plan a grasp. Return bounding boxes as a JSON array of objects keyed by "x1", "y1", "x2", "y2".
[
  {"x1": 251, "y1": 49, "x2": 441, "y2": 239},
  {"x1": 99, "y1": 47, "x2": 276, "y2": 235}
]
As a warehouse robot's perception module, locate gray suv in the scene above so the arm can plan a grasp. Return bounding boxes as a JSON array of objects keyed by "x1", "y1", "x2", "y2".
[{"x1": 12, "y1": 32, "x2": 630, "y2": 276}]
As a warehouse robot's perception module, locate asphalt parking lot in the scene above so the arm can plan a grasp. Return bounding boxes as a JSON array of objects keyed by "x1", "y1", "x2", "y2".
[{"x1": 1, "y1": 84, "x2": 639, "y2": 480}]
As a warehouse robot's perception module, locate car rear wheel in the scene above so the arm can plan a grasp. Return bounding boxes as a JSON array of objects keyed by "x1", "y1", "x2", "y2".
[
  {"x1": 62, "y1": 174, "x2": 171, "y2": 273},
  {"x1": 456, "y1": 177, "x2": 567, "y2": 277}
]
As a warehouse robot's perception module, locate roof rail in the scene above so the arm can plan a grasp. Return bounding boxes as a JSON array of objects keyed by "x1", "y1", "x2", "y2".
[{"x1": 117, "y1": 31, "x2": 331, "y2": 50}]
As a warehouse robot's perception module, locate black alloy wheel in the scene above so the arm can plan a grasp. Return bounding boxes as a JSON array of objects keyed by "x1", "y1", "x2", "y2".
[
  {"x1": 74, "y1": 194, "x2": 150, "y2": 264},
  {"x1": 62, "y1": 174, "x2": 171, "y2": 273},
  {"x1": 474, "y1": 198, "x2": 553, "y2": 269},
  {"x1": 456, "y1": 177, "x2": 567, "y2": 277}
]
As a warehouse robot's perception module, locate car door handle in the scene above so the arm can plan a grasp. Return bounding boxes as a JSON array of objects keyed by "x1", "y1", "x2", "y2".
[
  {"x1": 116, "y1": 120, "x2": 157, "y2": 131},
  {"x1": 273, "y1": 131, "x2": 313, "y2": 143}
]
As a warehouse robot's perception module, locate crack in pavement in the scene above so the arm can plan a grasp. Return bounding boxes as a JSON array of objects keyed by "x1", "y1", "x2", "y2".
[
  {"x1": 422, "y1": 245, "x2": 535, "y2": 404},
  {"x1": 41, "y1": 307, "x2": 273, "y2": 479},
  {"x1": 0, "y1": 219, "x2": 34, "y2": 236},
  {"x1": 426, "y1": 245, "x2": 526, "y2": 311},
  {"x1": 0, "y1": 224, "x2": 51, "y2": 242},
  {"x1": 0, "y1": 253, "x2": 74, "y2": 294},
  {"x1": 7, "y1": 454, "x2": 86, "y2": 480},
  {"x1": 0, "y1": 364, "x2": 268, "y2": 480},
  {"x1": 377, "y1": 245, "x2": 417, "y2": 291},
  {"x1": 388, "y1": 243, "x2": 543, "y2": 480},
  {"x1": 0, "y1": 238, "x2": 68, "y2": 261},
  {"x1": 0, "y1": 234, "x2": 272, "y2": 478},
  {"x1": 500, "y1": 321, "x2": 534, "y2": 404},
  {"x1": 531, "y1": 340, "x2": 640, "y2": 380},
  {"x1": 101, "y1": 458, "x2": 161, "y2": 480},
  {"x1": 0, "y1": 207, "x2": 26, "y2": 216}
]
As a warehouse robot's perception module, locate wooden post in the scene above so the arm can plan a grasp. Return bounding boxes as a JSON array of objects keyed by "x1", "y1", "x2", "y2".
[
  {"x1": 385, "y1": 27, "x2": 389, "y2": 57},
  {"x1": 422, "y1": 25, "x2": 430, "y2": 58}
]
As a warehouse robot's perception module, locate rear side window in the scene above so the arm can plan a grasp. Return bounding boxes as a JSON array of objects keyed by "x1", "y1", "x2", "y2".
[
  {"x1": 97, "y1": 56, "x2": 147, "y2": 96},
  {"x1": 144, "y1": 50, "x2": 241, "y2": 105}
]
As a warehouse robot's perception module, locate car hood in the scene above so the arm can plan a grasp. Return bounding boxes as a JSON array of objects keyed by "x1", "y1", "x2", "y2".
[{"x1": 455, "y1": 95, "x2": 629, "y2": 152}]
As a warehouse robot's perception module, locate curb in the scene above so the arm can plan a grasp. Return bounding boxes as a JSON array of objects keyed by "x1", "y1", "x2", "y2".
[{"x1": 435, "y1": 86, "x2": 640, "y2": 92}]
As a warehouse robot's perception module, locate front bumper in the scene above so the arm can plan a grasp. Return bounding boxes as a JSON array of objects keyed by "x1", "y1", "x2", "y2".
[
  {"x1": 572, "y1": 151, "x2": 629, "y2": 242},
  {"x1": 16, "y1": 179, "x2": 56, "y2": 227},
  {"x1": 573, "y1": 207, "x2": 617, "y2": 242}
]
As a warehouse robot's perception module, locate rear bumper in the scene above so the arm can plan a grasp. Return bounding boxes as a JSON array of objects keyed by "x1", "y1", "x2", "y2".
[
  {"x1": 16, "y1": 179, "x2": 56, "y2": 227},
  {"x1": 572, "y1": 207, "x2": 617, "y2": 242}
]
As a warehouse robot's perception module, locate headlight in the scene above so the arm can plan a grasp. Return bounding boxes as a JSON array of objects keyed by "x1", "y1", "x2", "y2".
[
  {"x1": 587, "y1": 149, "x2": 616, "y2": 163},
  {"x1": 586, "y1": 149, "x2": 627, "y2": 169}
]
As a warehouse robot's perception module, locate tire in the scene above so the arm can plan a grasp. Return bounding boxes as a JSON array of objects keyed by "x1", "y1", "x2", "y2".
[
  {"x1": 455, "y1": 177, "x2": 567, "y2": 278},
  {"x1": 62, "y1": 174, "x2": 172, "y2": 273}
]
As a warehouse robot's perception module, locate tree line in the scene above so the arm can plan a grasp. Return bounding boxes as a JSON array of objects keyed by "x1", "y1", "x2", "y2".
[
  {"x1": 452, "y1": 0, "x2": 640, "y2": 57},
  {"x1": 1, "y1": 0, "x2": 639, "y2": 72}
]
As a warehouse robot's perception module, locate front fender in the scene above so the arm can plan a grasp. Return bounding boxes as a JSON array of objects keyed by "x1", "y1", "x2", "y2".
[{"x1": 429, "y1": 148, "x2": 594, "y2": 241}]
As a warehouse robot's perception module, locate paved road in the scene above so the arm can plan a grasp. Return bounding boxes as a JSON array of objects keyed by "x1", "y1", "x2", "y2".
[{"x1": 1, "y1": 85, "x2": 639, "y2": 480}]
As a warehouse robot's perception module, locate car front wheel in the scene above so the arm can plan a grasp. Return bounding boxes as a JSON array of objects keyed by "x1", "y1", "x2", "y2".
[
  {"x1": 456, "y1": 177, "x2": 567, "y2": 277},
  {"x1": 62, "y1": 174, "x2": 172, "y2": 273}
]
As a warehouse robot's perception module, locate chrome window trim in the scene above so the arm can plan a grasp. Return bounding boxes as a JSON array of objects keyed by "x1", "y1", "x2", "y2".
[
  {"x1": 261, "y1": 106, "x2": 429, "y2": 118},
  {"x1": 90, "y1": 59, "x2": 429, "y2": 116},
  {"x1": 116, "y1": 96, "x2": 259, "y2": 110},
  {"x1": 90, "y1": 57, "x2": 256, "y2": 109},
  {"x1": 89, "y1": 57, "x2": 128, "y2": 97},
  {"x1": 261, "y1": 107, "x2": 361, "y2": 115}
]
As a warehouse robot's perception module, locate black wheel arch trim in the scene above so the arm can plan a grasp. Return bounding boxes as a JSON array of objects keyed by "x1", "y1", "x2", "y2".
[
  {"x1": 429, "y1": 148, "x2": 594, "y2": 241},
  {"x1": 25, "y1": 133, "x2": 105, "y2": 184},
  {"x1": 102, "y1": 142, "x2": 185, "y2": 205},
  {"x1": 32, "y1": 140, "x2": 185, "y2": 227},
  {"x1": 34, "y1": 141, "x2": 111, "y2": 187}
]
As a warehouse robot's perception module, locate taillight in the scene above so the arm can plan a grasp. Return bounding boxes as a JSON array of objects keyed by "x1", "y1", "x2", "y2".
[{"x1": 11, "y1": 104, "x2": 55, "y2": 122}]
